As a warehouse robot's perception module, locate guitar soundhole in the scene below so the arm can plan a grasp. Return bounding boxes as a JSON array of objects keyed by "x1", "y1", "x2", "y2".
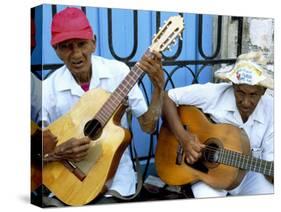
[
  {"x1": 84, "y1": 119, "x2": 102, "y2": 140},
  {"x1": 203, "y1": 143, "x2": 220, "y2": 163}
]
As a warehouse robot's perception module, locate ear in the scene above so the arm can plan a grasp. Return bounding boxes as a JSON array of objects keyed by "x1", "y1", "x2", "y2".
[
  {"x1": 54, "y1": 47, "x2": 64, "y2": 62},
  {"x1": 91, "y1": 36, "x2": 96, "y2": 53}
]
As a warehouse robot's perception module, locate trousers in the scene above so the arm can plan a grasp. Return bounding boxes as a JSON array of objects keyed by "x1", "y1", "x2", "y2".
[{"x1": 191, "y1": 172, "x2": 273, "y2": 198}]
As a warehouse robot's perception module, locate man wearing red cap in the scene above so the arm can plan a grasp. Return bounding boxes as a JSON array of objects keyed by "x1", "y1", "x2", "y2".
[{"x1": 37, "y1": 7, "x2": 164, "y2": 204}]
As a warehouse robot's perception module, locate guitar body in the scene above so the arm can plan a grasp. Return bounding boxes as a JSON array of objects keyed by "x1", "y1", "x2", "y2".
[
  {"x1": 155, "y1": 106, "x2": 251, "y2": 190},
  {"x1": 43, "y1": 88, "x2": 131, "y2": 205},
  {"x1": 39, "y1": 15, "x2": 185, "y2": 205},
  {"x1": 31, "y1": 121, "x2": 42, "y2": 192}
]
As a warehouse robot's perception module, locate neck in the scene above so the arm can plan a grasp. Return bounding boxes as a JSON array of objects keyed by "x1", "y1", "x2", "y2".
[
  {"x1": 241, "y1": 115, "x2": 248, "y2": 123},
  {"x1": 73, "y1": 69, "x2": 92, "y2": 84}
]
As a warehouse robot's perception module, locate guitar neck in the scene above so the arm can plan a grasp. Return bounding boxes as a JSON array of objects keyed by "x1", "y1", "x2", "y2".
[
  {"x1": 216, "y1": 149, "x2": 274, "y2": 176},
  {"x1": 94, "y1": 58, "x2": 145, "y2": 126},
  {"x1": 87, "y1": 15, "x2": 184, "y2": 127}
]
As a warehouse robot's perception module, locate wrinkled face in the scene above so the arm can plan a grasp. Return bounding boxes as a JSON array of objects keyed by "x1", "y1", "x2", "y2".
[
  {"x1": 55, "y1": 39, "x2": 96, "y2": 76},
  {"x1": 233, "y1": 84, "x2": 266, "y2": 122}
]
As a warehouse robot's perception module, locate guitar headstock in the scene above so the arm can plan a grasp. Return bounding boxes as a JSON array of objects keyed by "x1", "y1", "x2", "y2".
[{"x1": 150, "y1": 16, "x2": 184, "y2": 53}]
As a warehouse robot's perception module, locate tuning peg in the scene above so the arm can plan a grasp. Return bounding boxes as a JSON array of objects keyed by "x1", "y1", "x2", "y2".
[{"x1": 179, "y1": 34, "x2": 183, "y2": 40}]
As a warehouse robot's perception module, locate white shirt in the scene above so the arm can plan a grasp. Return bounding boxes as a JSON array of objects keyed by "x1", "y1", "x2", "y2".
[
  {"x1": 31, "y1": 72, "x2": 42, "y2": 122},
  {"x1": 168, "y1": 82, "x2": 273, "y2": 161},
  {"x1": 41, "y1": 55, "x2": 148, "y2": 196}
]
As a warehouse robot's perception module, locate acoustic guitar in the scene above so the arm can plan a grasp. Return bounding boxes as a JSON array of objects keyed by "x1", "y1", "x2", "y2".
[
  {"x1": 42, "y1": 16, "x2": 184, "y2": 205},
  {"x1": 155, "y1": 106, "x2": 273, "y2": 190},
  {"x1": 31, "y1": 120, "x2": 42, "y2": 192}
]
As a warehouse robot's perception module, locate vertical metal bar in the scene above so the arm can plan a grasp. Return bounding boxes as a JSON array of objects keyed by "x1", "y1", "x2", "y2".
[
  {"x1": 198, "y1": 15, "x2": 222, "y2": 59},
  {"x1": 81, "y1": 6, "x2": 86, "y2": 14},
  {"x1": 108, "y1": 9, "x2": 138, "y2": 62},
  {"x1": 51, "y1": 5, "x2": 57, "y2": 17}
]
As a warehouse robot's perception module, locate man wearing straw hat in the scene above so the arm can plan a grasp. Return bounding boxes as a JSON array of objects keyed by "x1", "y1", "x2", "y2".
[{"x1": 162, "y1": 51, "x2": 273, "y2": 197}]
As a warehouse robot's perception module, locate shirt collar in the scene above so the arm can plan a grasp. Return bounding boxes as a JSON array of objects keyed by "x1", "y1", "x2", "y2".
[
  {"x1": 56, "y1": 55, "x2": 112, "y2": 95},
  {"x1": 249, "y1": 96, "x2": 266, "y2": 124},
  {"x1": 89, "y1": 55, "x2": 112, "y2": 89}
]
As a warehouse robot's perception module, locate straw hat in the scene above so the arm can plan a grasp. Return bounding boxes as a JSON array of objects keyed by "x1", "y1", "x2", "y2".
[{"x1": 215, "y1": 51, "x2": 273, "y2": 89}]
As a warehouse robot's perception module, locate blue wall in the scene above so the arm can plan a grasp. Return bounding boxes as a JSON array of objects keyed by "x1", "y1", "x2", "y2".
[{"x1": 31, "y1": 4, "x2": 214, "y2": 159}]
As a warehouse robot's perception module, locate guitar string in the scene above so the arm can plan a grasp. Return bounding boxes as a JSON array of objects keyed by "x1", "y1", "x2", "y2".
[
  {"x1": 197, "y1": 145, "x2": 273, "y2": 174},
  {"x1": 84, "y1": 51, "x2": 153, "y2": 138},
  {"x1": 84, "y1": 64, "x2": 144, "y2": 138}
]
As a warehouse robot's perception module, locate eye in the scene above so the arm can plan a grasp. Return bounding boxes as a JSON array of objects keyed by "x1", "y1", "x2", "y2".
[
  {"x1": 236, "y1": 90, "x2": 244, "y2": 95},
  {"x1": 58, "y1": 43, "x2": 70, "y2": 51},
  {"x1": 77, "y1": 41, "x2": 86, "y2": 48},
  {"x1": 251, "y1": 93, "x2": 258, "y2": 98}
]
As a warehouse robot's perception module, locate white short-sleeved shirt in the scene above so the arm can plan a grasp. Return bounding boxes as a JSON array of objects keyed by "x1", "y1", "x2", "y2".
[
  {"x1": 41, "y1": 55, "x2": 148, "y2": 196},
  {"x1": 168, "y1": 82, "x2": 273, "y2": 161},
  {"x1": 31, "y1": 73, "x2": 42, "y2": 122}
]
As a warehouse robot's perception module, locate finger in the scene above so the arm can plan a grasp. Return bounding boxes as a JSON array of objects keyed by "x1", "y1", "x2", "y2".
[
  {"x1": 189, "y1": 148, "x2": 202, "y2": 160},
  {"x1": 186, "y1": 154, "x2": 196, "y2": 164},
  {"x1": 60, "y1": 142, "x2": 90, "y2": 155},
  {"x1": 76, "y1": 137, "x2": 91, "y2": 145},
  {"x1": 192, "y1": 143, "x2": 203, "y2": 152},
  {"x1": 148, "y1": 50, "x2": 162, "y2": 59},
  {"x1": 73, "y1": 143, "x2": 91, "y2": 154},
  {"x1": 66, "y1": 151, "x2": 88, "y2": 162}
]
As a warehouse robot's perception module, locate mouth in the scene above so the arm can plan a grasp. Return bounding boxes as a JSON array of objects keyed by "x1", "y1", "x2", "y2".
[
  {"x1": 240, "y1": 107, "x2": 251, "y2": 114},
  {"x1": 71, "y1": 60, "x2": 84, "y2": 69}
]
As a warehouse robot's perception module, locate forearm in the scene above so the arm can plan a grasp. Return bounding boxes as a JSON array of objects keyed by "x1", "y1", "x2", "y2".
[
  {"x1": 138, "y1": 88, "x2": 163, "y2": 133},
  {"x1": 162, "y1": 92, "x2": 186, "y2": 142}
]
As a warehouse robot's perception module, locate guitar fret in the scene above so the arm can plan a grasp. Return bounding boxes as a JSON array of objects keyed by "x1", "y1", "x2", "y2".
[
  {"x1": 98, "y1": 108, "x2": 110, "y2": 122},
  {"x1": 217, "y1": 149, "x2": 223, "y2": 163},
  {"x1": 269, "y1": 162, "x2": 273, "y2": 176},
  {"x1": 108, "y1": 96, "x2": 119, "y2": 108},
  {"x1": 127, "y1": 72, "x2": 136, "y2": 82},
  {"x1": 95, "y1": 113, "x2": 106, "y2": 126},
  {"x1": 252, "y1": 157, "x2": 257, "y2": 172},
  {"x1": 224, "y1": 150, "x2": 230, "y2": 165},
  {"x1": 233, "y1": 152, "x2": 238, "y2": 167},
  {"x1": 265, "y1": 161, "x2": 271, "y2": 176},
  {"x1": 258, "y1": 159, "x2": 262, "y2": 173},
  {"x1": 237, "y1": 152, "x2": 241, "y2": 168},
  {"x1": 245, "y1": 155, "x2": 250, "y2": 170},
  {"x1": 97, "y1": 108, "x2": 107, "y2": 120},
  {"x1": 132, "y1": 67, "x2": 143, "y2": 79},
  {"x1": 116, "y1": 87, "x2": 128, "y2": 98},
  {"x1": 103, "y1": 102, "x2": 114, "y2": 114},
  {"x1": 223, "y1": 149, "x2": 227, "y2": 164},
  {"x1": 240, "y1": 154, "x2": 246, "y2": 169}
]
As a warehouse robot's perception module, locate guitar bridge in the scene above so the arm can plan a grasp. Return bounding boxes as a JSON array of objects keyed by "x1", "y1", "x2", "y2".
[{"x1": 176, "y1": 144, "x2": 184, "y2": 165}]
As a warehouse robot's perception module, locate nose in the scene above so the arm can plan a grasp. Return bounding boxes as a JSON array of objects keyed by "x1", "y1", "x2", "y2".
[
  {"x1": 71, "y1": 43, "x2": 82, "y2": 58},
  {"x1": 241, "y1": 96, "x2": 251, "y2": 108}
]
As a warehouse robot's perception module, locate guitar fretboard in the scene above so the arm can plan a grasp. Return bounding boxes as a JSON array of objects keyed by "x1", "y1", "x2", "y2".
[
  {"x1": 217, "y1": 148, "x2": 274, "y2": 176},
  {"x1": 94, "y1": 58, "x2": 145, "y2": 126}
]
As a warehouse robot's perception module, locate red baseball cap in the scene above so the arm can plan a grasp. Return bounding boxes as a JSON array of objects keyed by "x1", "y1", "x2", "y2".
[{"x1": 51, "y1": 7, "x2": 94, "y2": 46}]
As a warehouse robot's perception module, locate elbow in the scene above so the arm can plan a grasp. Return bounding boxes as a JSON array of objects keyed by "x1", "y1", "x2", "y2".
[{"x1": 140, "y1": 122, "x2": 157, "y2": 134}]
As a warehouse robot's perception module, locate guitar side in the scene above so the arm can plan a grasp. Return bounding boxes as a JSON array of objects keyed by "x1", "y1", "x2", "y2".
[
  {"x1": 43, "y1": 88, "x2": 131, "y2": 205},
  {"x1": 155, "y1": 105, "x2": 250, "y2": 190}
]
